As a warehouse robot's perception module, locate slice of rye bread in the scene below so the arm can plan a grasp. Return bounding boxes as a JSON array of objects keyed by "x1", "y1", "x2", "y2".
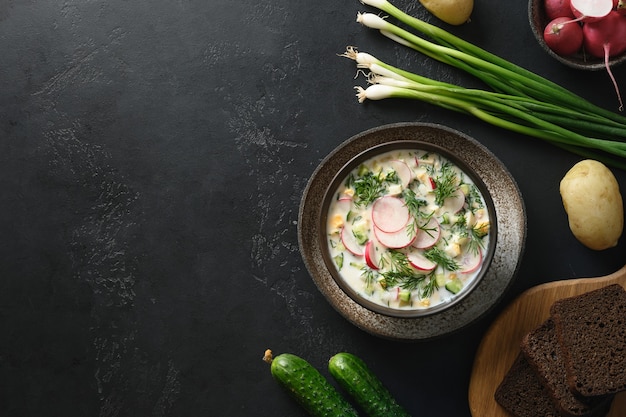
[
  {"x1": 495, "y1": 352, "x2": 563, "y2": 417},
  {"x1": 551, "y1": 284, "x2": 626, "y2": 397},
  {"x1": 521, "y1": 318, "x2": 614, "y2": 417}
]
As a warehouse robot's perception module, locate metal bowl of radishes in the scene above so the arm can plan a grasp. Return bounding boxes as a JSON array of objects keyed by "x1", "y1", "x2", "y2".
[{"x1": 529, "y1": 0, "x2": 626, "y2": 70}]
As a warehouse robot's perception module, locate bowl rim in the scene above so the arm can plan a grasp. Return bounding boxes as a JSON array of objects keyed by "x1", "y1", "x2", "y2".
[
  {"x1": 318, "y1": 140, "x2": 499, "y2": 318},
  {"x1": 297, "y1": 122, "x2": 527, "y2": 341},
  {"x1": 528, "y1": 0, "x2": 626, "y2": 70}
]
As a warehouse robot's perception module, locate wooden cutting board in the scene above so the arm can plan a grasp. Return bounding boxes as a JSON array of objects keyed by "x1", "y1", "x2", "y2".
[{"x1": 468, "y1": 264, "x2": 626, "y2": 417}]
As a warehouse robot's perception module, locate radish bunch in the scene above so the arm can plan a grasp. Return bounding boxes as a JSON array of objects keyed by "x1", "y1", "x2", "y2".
[
  {"x1": 542, "y1": 0, "x2": 626, "y2": 110},
  {"x1": 542, "y1": 0, "x2": 626, "y2": 59}
]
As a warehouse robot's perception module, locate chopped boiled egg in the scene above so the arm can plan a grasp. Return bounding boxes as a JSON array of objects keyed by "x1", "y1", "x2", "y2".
[
  {"x1": 387, "y1": 183, "x2": 403, "y2": 196},
  {"x1": 444, "y1": 242, "x2": 461, "y2": 258},
  {"x1": 474, "y1": 221, "x2": 490, "y2": 238},
  {"x1": 329, "y1": 214, "x2": 344, "y2": 232}
]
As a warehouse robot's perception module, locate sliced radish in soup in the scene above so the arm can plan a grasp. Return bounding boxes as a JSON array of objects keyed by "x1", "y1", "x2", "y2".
[
  {"x1": 390, "y1": 160, "x2": 413, "y2": 188},
  {"x1": 459, "y1": 247, "x2": 483, "y2": 273},
  {"x1": 371, "y1": 196, "x2": 410, "y2": 233},
  {"x1": 341, "y1": 224, "x2": 365, "y2": 256},
  {"x1": 374, "y1": 222, "x2": 417, "y2": 249},
  {"x1": 412, "y1": 217, "x2": 441, "y2": 249},
  {"x1": 407, "y1": 250, "x2": 437, "y2": 272}
]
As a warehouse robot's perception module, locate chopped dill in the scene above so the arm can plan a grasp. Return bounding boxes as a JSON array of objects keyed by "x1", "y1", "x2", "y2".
[
  {"x1": 455, "y1": 213, "x2": 467, "y2": 228},
  {"x1": 374, "y1": 249, "x2": 459, "y2": 299},
  {"x1": 346, "y1": 170, "x2": 386, "y2": 207},
  {"x1": 415, "y1": 273, "x2": 439, "y2": 298},
  {"x1": 465, "y1": 183, "x2": 485, "y2": 212},
  {"x1": 402, "y1": 188, "x2": 428, "y2": 218},
  {"x1": 386, "y1": 250, "x2": 414, "y2": 275},
  {"x1": 429, "y1": 162, "x2": 459, "y2": 206},
  {"x1": 424, "y1": 247, "x2": 459, "y2": 272},
  {"x1": 346, "y1": 167, "x2": 405, "y2": 207},
  {"x1": 416, "y1": 213, "x2": 438, "y2": 237},
  {"x1": 465, "y1": 223, "x2": 488, "y2": 255},
  {"x1": 377, "y1": 250, "x2": 413, "y2": 289},
  {"x1": 385, "y1": 169, "x2": 400, "y2": 184},
  {"x1": 402, "y1": 188, "x2": 428, "y2": 237},
  {"x1": 451, "y1": 214, "x2": 488, "y2": 255},
  {"x1": 361, "y1": 267, "x2": 377, "y2": 287}
]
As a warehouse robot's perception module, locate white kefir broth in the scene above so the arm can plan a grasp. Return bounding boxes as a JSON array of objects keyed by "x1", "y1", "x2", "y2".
[{"x1": 326, "y1": 148, "x2": 491, "y2": 311}]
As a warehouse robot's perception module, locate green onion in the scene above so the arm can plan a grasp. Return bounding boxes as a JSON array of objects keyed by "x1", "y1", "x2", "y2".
[
  {"x1": 358, "y1": 1, "x2": 625, "y2": 118},
  {"x1": 343, "y1": 1, "x2": 626, "y2": 169},
  {"x1": 352, "y1": 74, "x2": 626, "y2": 170}
]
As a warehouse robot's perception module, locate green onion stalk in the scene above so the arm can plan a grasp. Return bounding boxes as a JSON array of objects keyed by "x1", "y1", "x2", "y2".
[
  {"x1": 358, "y1": 0, "x2": 625, "y2": 117},
  {"x1": 346, "y1": 47, "x2": 626, "y2": 139},
  {"x1": 342, "y1": 47, "x2": 626, "y2": 170},
  {"x1": 343, "y1": 0, "x2": 626, "y2": 169}
]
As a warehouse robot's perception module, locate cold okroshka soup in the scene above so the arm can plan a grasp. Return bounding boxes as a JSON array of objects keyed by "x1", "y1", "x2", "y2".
[{"x1": 325, "y1": 146, "x2": 493, "y2": 314}]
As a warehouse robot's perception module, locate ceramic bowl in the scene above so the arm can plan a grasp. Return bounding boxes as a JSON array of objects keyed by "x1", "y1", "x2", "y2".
[
  {"x1": 528, "y1": 0, "x2": 626, "y2": 70},
  {"x1": 318, "y1": 140, "x2": 497, "y2": 319},
  {"x1": 298, "y1": 123, "x2": 527, "y2": 341}
]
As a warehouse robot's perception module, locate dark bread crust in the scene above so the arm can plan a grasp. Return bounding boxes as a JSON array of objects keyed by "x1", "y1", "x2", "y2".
[
  {"x1": 495, "y1": 353, "x2": 562, "y2": 417},
  {"x1": 521, "y1": 318, "x2": 613, "y2": 417},
  {"x1": 550, "y1": 284, "x2": 626, "y2": 397}
]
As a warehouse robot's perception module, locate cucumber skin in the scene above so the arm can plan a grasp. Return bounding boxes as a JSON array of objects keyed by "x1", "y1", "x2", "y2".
[
  {"x1": 328, "y1": 352, "x2": 411, "y2": 417},
  {"x1": 270, "y1": 353, "x2": 359, "y2": 417}
]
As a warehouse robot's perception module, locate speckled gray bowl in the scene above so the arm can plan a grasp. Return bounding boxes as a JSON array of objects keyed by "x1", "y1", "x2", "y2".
[
  {"x1": 297, "y1": 123, "x2": 527, "y2": 341},
  {"x1": 528, "y1": 0, "x2": 626, "y2": 70}
]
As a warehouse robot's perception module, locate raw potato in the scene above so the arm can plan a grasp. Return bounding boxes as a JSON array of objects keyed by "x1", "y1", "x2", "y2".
[
  {"x1": 559, "y1": 160, "x2": 624, "y2": 250},
  {"x1": 419, "y1": 0, "x2": 473, "y2": 25}
]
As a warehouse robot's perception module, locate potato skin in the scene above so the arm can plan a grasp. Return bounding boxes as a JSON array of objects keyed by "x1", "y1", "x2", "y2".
[
  {"x1": 559, "y1": 160, "x2": 623, "y2": 250},
  {"x1": 419, "y1": 0, "x2": 474, "y2": 25}
]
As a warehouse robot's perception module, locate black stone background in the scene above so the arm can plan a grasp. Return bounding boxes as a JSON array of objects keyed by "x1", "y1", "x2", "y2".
[{"x1": 1, "y1": 0, "x2": 625, "y2": 416}]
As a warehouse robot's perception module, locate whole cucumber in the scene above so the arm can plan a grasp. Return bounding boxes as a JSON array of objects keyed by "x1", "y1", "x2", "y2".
[
  {"x1": 265, "y1": 350, "x2": 359, "y2": 417},
  {"x1": 328, "y1": 352, "x2": 411, "y2": 417}
]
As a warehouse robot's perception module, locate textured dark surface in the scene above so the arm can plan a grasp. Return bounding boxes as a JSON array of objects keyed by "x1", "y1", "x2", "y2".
[{"x1": 1, "y1": 0, "x2": 626, "y2": 416}]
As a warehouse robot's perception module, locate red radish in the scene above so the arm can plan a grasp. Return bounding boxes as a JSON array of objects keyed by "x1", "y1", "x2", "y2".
[
  {"x1": 390, "y1": 160, "x2": 413, "y2": 188},
  {"x1": 583, "y1": 11, "x2": 626, "y2": 57},
  {"x1": 364, "y1": 240, "x2": 381, "y2": 269},
  {"x1": 441, "y1": 187, "x2": 466, "y2": 214},
  {"x1": 545, "y1": 0, "x2": 575, "y2": 20},
  {"x1": 428, "y1": 177, "x2": 437, "y2": 190},
  {"x1": 333, "y1": 197, "x2": 353, "y2": 217},
  {"x1": 543, "y1": 17, "x2": 584, "y2": 56},
  {"x1": 459, "y1": 247, "x2": 483, "y2": 273},
  {"x1": 371, "y1": 196, "x2": 410, "y2": 233},
  {"x1": 373, "y1": 222, "x2": 417, "y2": 249},
  {"x1": 328, "y1": 198, "x2": 352, "y2": 231},
  {"x1": 570, "y1": 0, "x2": 613, "y2": 21},
  {"x1": 340, "y1": 225, "x2": 365, "y2": 256},
  {"x1": 582, "y1": 11, "x2": 626, "y2": 110},
  {"x1": 407, "y1": 250, "x2": 437, "y2": 272},
  {"x1": 412, "y1": 217, "x2": 441, "y2": 249}
]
